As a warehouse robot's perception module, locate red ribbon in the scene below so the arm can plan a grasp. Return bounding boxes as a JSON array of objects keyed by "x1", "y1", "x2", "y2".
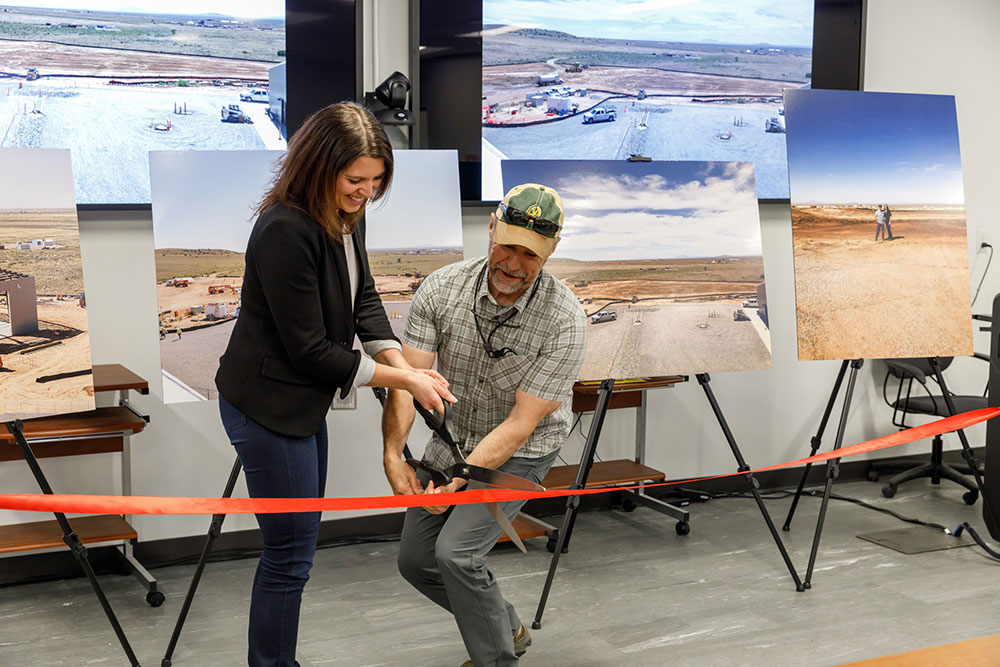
[{"x1": 1, "y1": 408, "x2": 996, "y2": 515}]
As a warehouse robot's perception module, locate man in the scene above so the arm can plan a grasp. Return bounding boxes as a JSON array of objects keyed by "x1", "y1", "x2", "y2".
[
  {"x1": 875, "y1": 204, "x2": 886, "y2": 241},
  {"x1": 382, "y1": 184, "x2": 587, "y2": 667}
]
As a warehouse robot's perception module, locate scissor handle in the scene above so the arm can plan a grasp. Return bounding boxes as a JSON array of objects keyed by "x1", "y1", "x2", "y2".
[{"x1": 412, "y1": 398, "x2": 456, "y2": 442}]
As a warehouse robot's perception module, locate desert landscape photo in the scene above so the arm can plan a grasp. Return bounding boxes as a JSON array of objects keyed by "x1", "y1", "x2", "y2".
[
  {"x1": 502, "y1": 159, "x2": 770, "y2": 381},
  {"x1": 784, "y1": 89, "x2": 972, "y2": 361}
]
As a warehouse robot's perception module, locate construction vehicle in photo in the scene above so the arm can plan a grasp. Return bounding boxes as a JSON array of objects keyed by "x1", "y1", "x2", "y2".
[
  {"x1": 221, "y1": 104, "x2": 253, "y2": 124},
  {"x1": 25, "y1": 67, "x2": 40, "y2": 81}
]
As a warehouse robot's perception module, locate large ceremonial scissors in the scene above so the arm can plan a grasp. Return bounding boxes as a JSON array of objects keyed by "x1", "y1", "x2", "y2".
[{"x1": 409, "y1": 399, "x2": 545, "y2": 553}]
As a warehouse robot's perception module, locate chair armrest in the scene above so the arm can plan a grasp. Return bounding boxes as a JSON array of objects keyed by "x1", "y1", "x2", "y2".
[
  {"x1": 973, "y1": 352, "x2": 990, "y2": 363},
  {"x1": 885, "y1": 359, "x2": 927, "y2": 384}
]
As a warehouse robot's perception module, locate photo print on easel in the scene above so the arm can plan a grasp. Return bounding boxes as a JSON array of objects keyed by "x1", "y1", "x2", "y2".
[
  {"x1": 362, "y1": 149, "x2": 465, "y2": 340},
  {"x1": 0, "y1": 148, "x2": 94, "y2": 420},
  {"x1": 501, "y1": 159, "x2": 769, "y2": 380},
  {"x1": 150, "y1": 150, "x2": 283, "y2": 403},
  {"x1": 784, "y1": 89, "x2": 972, "y2": 361}
]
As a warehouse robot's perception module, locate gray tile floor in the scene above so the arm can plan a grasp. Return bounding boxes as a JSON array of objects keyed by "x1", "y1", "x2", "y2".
[{"x1": 2, "y1": 479, "x2": 999, "y2": 667}]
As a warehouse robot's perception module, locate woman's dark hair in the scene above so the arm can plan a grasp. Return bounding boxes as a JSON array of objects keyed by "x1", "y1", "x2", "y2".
[{"x1": 257, "y1": 101, "x2": 393, "y2": 240}]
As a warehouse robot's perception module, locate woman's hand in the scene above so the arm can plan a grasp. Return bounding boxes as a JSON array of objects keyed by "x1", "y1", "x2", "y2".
[{"x1": 407, "y1": 369, "x2": 456, "y2": 413}]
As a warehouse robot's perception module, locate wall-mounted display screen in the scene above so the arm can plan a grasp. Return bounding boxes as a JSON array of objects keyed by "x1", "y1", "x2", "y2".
[
  {"x1": 0, "y1": 1, "x2": 287, "y2": 206},
  {"x1": 419, "y1": 0, "x2": 863, "y2": 203},
  {"x1": 482, "y1": 0, "x2": 813, "y2": 200}
]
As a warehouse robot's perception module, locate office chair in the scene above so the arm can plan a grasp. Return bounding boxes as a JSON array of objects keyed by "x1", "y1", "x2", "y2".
[{"x1": 869, "y1": 356, "x2": 986, "y2": 504}]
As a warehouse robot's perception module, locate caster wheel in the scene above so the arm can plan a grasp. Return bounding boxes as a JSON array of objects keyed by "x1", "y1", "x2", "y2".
[
  {"x1": 867, "y1": 468, "x2": 880, "y2": 482},
  {"x1": 146, "y1": 590, "x2": 165, "y2": 607},
  {"x1": 545, "y1": 538, "x2": 557, "y2": 553},
  {"x1": 675, "y1": 521, "x2": 690, "y2": 536},
  {"x1": 963, "y1": 490, "x2": 979, "y2": 505},
  {"x1": 881, "y1": 484, "x2": 897, "y2": 499},
  {"x1": 622, "y1": 497, "x2": 637, "y2": 512}
]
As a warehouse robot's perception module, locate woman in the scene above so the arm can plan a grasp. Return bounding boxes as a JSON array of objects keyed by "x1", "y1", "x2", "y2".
[{"x1": 215, "y1": 101, "x2": 454, "y2": 667}]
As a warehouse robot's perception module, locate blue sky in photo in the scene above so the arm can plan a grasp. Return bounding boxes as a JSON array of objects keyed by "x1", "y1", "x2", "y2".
[
  {"x1": 501, "y1": 159, "x2": 761, "y2": 261},
  {"x1": 484, "y1": 0, "x2": 814, "y2": 47},
  {"x1": 784, "y1": 89, "x2": 965, "y2": 205}
]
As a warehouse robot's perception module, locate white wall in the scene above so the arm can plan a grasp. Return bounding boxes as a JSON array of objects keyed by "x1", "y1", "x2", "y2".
[{"x1": 3, "y1": 0, "x2": 999, "y2": 543}]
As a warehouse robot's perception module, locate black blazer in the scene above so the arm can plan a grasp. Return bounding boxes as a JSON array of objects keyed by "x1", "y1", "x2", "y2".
[{"x1": 215, "y1": 202, "x2": 397, "y2": 437}]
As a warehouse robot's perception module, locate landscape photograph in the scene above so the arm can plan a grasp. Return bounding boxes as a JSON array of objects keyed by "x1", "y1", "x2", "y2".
[
  {"x1": 364, "y1": 150, "x2": 465, "y2": 340},
  {"x1": 502, "y1": 159, "x2": 769, "y2": 381},
  {"x1": 150, "y1": 150, "x2": 281, "y2": 402},
  {"x1": 0, "y1": 148, "x2": 94, "y2": 420},
  {"x1": 0, "y1": 1, "x2": 286, "y2": 204},
  {"x1": 785, "y1": 89, "x2": 972, "y2": 361},
  {"x1": 482, "y1": 0, "x2": 814, "y2": 199}
]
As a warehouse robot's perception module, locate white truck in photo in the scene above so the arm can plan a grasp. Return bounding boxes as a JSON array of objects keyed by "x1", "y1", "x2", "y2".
[{"x1": 582, "y1": 107, "x2": 616, "y2": 124}]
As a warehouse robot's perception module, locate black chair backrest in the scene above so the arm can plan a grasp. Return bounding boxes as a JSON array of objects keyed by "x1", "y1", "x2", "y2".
[{"x1": 886, "y1": 357, "x2": 953, "y2": 380}]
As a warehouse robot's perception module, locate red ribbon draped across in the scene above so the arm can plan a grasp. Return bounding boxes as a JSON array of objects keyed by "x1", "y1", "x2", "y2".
[{"x1": 1, "y1": 408, "x2": 996, "y2": 515}]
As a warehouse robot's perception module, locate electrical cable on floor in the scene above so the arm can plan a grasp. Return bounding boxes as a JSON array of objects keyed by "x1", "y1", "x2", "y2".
[{"x1": 704, "y1": 488, "x2": 1000, "y2": 561}]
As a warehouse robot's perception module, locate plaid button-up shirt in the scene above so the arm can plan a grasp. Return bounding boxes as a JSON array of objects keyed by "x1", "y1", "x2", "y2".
[{"x1": 404, "y1": 257, "x2": 587, "y2": 469}]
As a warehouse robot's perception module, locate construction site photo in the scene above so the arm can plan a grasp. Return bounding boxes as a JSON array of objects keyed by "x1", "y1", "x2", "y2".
[
  {"x1": 0, "y1": 3, "x2": 286, "y2": 204},
  {"x1": 501, "y1": 159, "x2": 771, "y2": 381},
  {"x1": 481, "y1": 0, "x2": 813, "y2": 198}
]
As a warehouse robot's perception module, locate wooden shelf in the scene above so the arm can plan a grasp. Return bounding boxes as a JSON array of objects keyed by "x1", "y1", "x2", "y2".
[
  {"x1": 542, "y1": 459, "x2": 665, "y2": 490},
  {"x1": 0, "y1": 515, "x2": 137, "y2": 554},
  {"x1": 572, "y1": 377, "x2": 684, "y2": 413},
  {"x1": 0, "y1": 406, "x2": 148, "y2": 461},
  {"x1": 92, "y1": 364, "x2": 149, "y2": 395}
]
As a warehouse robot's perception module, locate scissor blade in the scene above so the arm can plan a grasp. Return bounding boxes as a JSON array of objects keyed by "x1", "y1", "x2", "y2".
[
  {"x1": 464, "y1": 465, "x2": 545, "y2": 493},
  {"x1": 465, "y1": 481, "x2": 527, "y2": 553}
]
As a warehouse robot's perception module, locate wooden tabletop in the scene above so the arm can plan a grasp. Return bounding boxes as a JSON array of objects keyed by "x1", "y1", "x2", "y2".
[
  {"x1": 0, "y1": 406, "x2": 148, "y2": 461},
  {"x1": 573, "y1": 376, "x2": 686, "y2": 394},
  {"x1": 91, "y1": 364, "x2": 149, "y2": 395}
]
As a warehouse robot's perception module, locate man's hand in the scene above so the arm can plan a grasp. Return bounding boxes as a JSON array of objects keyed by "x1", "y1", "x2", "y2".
[
  {"x1": 383, "y1": 456, "x2": 423, "y2": 496},
  {"x1": 421, "y1": 477, "x2": 468, "y2": 514}
]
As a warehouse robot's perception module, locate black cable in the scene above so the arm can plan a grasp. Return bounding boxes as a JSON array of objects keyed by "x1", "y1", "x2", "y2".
[
  {"x1": 951, "y1": 522, "x2": 1000, "y2": 559},
  {"x1": 971, "y1": 243, "x2": 993, "y2": 306}
]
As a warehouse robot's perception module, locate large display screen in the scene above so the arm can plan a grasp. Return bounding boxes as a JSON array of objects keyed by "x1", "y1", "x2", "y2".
[
  {"x1": 482, "y1": 0, "x2": 813, "y2": 200},
  {"x1": 419, "y1": 0, "x2": 863, "y2": 202},
  {"x1": 0, "y1": 1, "x2": 286, "y2": 205}
]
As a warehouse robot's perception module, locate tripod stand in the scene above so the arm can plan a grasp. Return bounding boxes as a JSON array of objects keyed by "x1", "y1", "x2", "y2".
[
  {"x1": 784, "y1": 357, "x2": 995, "y2": 589},
  {"x1": 532, "y1": 373, "x2": 804, "y2": 628},
  {"x1": 5, "y1": 420, "x2": 142, "y2": 667},
  {"x1": 162, "y1": 388, "x2": 410, "y2": 666}
]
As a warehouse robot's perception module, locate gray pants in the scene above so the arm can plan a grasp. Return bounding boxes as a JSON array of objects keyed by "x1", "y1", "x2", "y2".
[{"x1": 397, "y1": 451, "x2": 558, "y2": 667}]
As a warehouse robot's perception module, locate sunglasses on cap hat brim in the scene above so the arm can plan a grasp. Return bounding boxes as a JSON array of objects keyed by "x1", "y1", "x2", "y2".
[{"x1": 499, "y1": 203, "x2": 560, "y2": 238}]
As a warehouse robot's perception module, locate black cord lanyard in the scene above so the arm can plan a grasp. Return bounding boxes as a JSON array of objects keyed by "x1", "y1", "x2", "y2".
[{"x1": 472, "y1": 261, "x2": 541, "y2": 359}]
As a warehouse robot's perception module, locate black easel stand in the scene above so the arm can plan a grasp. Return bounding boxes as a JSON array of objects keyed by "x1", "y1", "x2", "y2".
[
  {"x1": 695, "y1": 374, "x2": 804, "y2": 592},
  {"x1": 800, "y1": 359, "x2": 864, "y2": 589},
  {"x1": 532, "y1": 378, "x2": 615, "y2": 629},
  {"x1": 161, "y1": 456, "x2": 242, "y2": 667},
  {"x1": 783, "y1": 359, "x2": 850, "y2": 531},
  {"x1": 4, "y1": 420, "x2": 142, "y2": 667},
  {"x1": 162, "y1": 388, "x2": 411, "y2": 666}
]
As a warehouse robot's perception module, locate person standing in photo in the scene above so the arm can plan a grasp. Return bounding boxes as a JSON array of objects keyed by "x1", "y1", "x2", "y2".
[
  {"x1": 883, "y1": 203, "x2": 893, "y2": 240},
  {"x1": 214, "y1": 101, "x2": 455, "y2": 667},
  {"x1": 875, "y1": 204, "x2": 886, "y2": 241}
]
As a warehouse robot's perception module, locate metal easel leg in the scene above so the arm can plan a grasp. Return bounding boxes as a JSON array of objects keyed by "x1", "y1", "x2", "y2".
[
  {"x1": 532, "y1": 379, "x2": 615, "y2": 630},
  {"x1": 161, "y1": 456, "x2": 243, "y2": 667}
]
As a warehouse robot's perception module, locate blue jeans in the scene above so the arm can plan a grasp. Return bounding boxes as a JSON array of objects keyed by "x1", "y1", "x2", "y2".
[{"x1": 219, "y1": 395, "x2": 328, "y2": 667}]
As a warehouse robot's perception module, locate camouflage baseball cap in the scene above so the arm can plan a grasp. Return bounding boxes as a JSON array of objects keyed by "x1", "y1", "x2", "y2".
[{"x1": 493, "y1": 183, "x2": 564, "y2": 258}]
